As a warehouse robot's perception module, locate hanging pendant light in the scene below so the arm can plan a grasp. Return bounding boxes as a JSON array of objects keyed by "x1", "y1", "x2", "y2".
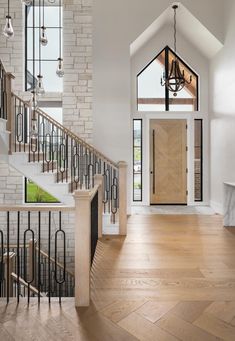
[
  {"x1": 48, "y1": 0, "x2": 55, "y2": 3},
  {"x1": 40, "y1": 0, "x2": 48, "y2": 46},
  {"x1": 36, "y1": 0, "x2": 45, "y2": 96},
  {"x1": 21, "y1": 0, "x2": 32, "y2": 6},
  {"x1": 161, "y1": 5, "x2": 192, "y2": 97},
  {"x1": 56, "y1": 58, "x2": 64, "y2": 77},
  {"x1": 56, "y1": 0, "x2": 64, "y2": 77},
  {"x1": 3, "y1": 0, "x2": 14, "y2": 39},
  {"x1": 30, "y1": 0, "x2": 38, "y2": 140}
]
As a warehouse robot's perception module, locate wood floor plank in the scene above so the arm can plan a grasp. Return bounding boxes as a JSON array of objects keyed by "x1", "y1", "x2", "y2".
[
  {"x1": 205, "y1": 301, "x2": 235, "y2": 324},
  {"x1": 81, "y1": 312, "x2": 139, "y2": 341},
  {"x1": 194, "y1": 313, "x2": 235, "y2": 341},
  {"x1": 169, "y1": 300, "x2": 212, "y2": 323},
  {"x1": 156, "y1": 313, "x2": 221, "y2": 341},
  {"x1": 100, "y1": 299, "x2": 147, "y2": 323},
  {"x1": 118, "y1": 312, "x2": 178, "y2": 341},
  {"x1": 136, "y1": 301, "x2": 178, "y2": 323},
  {"x1": 0, "y1": 326, "x2": 14, "y2": 341}
]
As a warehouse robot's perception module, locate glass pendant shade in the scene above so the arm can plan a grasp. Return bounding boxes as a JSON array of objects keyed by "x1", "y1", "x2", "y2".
[
  {"x1": 40, "y1": 26, "x2": 48, "y2": 46},
  {"x1": 36, "y1": 75, "x2": 45, "y2": 95},
  {"x1": 56, "y1": 58, "x2": 64, "y2": 78},
  {"x1": 31, "y1": 117, "x2": 38, "y2": 141},
  {"x1": 29, "y1": 92, "x2": 38, "y2": 111},
  {"x1": 3, "y1": 16, "x2": 14, "y2": 39},
  {"x1": 21, "y1": 0, "x2": 32, "y2": 5},
  {"x1": 48, "y1": 0, "x2": 55, "y2": 3}
]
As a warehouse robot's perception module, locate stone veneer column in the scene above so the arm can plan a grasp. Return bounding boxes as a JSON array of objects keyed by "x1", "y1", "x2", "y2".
[
  {"x1": 0, "y1": 0, "x2": 24, "y2": 92},
  {"x1": 63, "y1": 0, "x2": 93, "y2": 144},
  {"x1": 0, "y1": 0, "x2": 24, "y2": 204}
]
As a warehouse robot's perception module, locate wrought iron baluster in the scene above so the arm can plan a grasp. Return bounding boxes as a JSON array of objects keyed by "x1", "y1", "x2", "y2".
[
  {"x1": 55, "y1": 211, "x2": 66, "y2": 304},
  {"x1": 17, "y1": 211, "x2": 20, "y2": 303},
  {"x1": 24, "y1": 211, "x2": 35, "y2": 304}
]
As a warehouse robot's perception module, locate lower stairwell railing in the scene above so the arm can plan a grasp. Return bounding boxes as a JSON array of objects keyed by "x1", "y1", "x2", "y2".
[
  {"x1": 0, "y1": 205, "x2": 74, "y2": 304},
  {"x1": 0, "y1": 178, "x2": 104, "y2": 306}
]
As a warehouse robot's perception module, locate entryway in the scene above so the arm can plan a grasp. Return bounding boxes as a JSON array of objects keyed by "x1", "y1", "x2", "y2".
[{"x1": 150, "y1": 119, "x2": 187, "y2": 205}]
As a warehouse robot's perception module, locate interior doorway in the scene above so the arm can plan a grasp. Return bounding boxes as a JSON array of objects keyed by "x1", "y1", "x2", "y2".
[{"x1": 150, "y1": 119, "x2": 187, "y2": 204}]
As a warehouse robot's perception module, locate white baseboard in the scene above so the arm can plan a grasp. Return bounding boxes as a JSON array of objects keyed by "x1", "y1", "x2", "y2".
[{"x1": 210, "y1": 200, "x2": 223, "y2": 215}]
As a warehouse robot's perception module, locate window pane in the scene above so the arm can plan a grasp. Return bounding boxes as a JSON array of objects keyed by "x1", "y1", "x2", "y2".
[
  {"x1": 27, "y1": 6, "x2": 62, "y2": 28},
  {"x1": 133, "y1": 174, "x2": 141, "y2": 201},
  {"x1": 133, "y1": 119, "x2": 142, "y2": 201},
  {"x1": 134, "y1": 120, "x2": 141, "y2": 146},
  {"x1": 39, "y1": 106, "x2": 63, "y2": 124},
  {"x1": 168, "y1": 49, "x2": 198, "y2": 111},
  {"x1": 194, "y1": 119, "x2": 203, "y2": 201},
  {"x1": 27, "y1": 61, "x2": 63, "y2": 92},
  {"x1": 137, "y1": 49, "x2": 166, "y2": 111},
  {"x1": 25, "y1": 178, "x2": 59, "y2": 203},
  {"x1": 27, "y1": 28, "x2": 61, "y2": 60}
]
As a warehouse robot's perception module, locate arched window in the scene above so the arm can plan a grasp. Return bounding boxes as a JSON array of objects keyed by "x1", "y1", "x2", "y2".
[{"x1": 137, "y1": 46, "x2": 198, "y2": 112}]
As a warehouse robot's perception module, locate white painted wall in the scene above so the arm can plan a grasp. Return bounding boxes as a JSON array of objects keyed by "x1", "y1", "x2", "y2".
[{"x1": 210, "y1": 0, "x2": 235, "y2": 213}]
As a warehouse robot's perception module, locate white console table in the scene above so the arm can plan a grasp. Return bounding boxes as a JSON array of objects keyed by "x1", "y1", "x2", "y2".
[{"x1": 224, "y1": 182, "x2": 235, "y2": 226}]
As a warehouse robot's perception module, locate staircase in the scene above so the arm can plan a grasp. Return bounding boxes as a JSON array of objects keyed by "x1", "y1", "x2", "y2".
[
  {"x1": 0, "y1": 58, "x2": 127, "y2": 306},
  {"x1": 0, "y1": 58, "x2": 123, "y2": 224}
]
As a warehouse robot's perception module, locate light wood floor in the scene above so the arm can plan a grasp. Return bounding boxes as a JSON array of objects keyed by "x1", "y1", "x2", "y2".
[{"x1": 1, "y1": 214, "x2": 235, "y2": 340}]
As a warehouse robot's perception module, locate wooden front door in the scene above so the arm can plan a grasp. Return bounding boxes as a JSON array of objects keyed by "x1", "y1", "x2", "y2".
[{"x1": 150, "y1": 119, "x2": 187, "y2": 204}]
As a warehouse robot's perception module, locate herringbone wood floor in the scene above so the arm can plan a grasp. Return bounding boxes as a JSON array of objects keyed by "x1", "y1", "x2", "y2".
[{"x1": 1, "y1": 214, "x2": 235, "y2": 340}]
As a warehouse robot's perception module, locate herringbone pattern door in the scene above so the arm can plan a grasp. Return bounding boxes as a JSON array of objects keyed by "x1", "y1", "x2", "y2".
[{"x1": 150, "y1": 119, "x2": 187, "y2": 204}]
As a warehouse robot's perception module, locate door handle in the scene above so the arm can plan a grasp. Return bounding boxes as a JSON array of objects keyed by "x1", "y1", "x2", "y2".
[{"x1": 152, "y1": 129, "x2": 156, "y2": 194}]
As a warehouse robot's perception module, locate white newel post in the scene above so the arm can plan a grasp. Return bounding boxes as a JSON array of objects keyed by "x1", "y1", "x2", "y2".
[
  {"x1": 73, "y1": 190, "x2": 91, "y2": 307},
  {"x1": 73, "y1": 183, "x2": 102, "y2": 307},
  {"x1": 118, "y1": 161, "x2": 127, "y2": 236}
]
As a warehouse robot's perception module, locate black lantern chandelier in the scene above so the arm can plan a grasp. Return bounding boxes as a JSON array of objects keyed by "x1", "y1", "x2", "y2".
[{"x1": 161, "y1": 5, "x2": 192, "y2": 97}]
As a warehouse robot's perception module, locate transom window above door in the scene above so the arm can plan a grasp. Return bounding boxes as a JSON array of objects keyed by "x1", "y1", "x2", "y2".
[{"x1": 137, "y1": 46, "x2": 199, "y2": 112}]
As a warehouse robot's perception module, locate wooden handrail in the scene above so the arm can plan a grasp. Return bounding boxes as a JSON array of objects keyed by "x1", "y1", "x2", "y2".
[
  {"x1": 37, "y1": 248, "x2": 74, "y2": 278},
  {"x1": 11, "y1": 272, "x2": 44, "y2": 297},
  {"x1": 12, "y1": 92, "x2": 118, "y2": 169},
  {"x1": 0, "y1": 59, "x2": 7, "y2": 74}
]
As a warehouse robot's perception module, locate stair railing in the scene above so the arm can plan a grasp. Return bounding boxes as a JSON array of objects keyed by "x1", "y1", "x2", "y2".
[
  {"x1": 10, "y1": 92, "x2": 124, "y2": 225},
  {"x1": 1, "y1": 56, "x2": 127, "y2": 234}
]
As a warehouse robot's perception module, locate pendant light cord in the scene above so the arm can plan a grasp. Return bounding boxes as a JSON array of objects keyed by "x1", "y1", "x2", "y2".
[
  {"x1": 7, "y1": 0, "x2": 10, "y2": 17},
  {"x1": 33, "y1": 0, "x2": 35, "y2": 88},
  {"x1": 174, "y1": 6, "x2": 177, "y2": 54},
  {"x1": 39, "y1": 0, "x2": 41, "y2": 75},
  {"x1": 33, "y1": 0, "x2": 36, "y2": 114},
  {"x1": 59, "y1": 0, "x2": 61, "y2": 58},
  {"x1": 43, "y1": 0, "x2": 45, "y2": 27}
]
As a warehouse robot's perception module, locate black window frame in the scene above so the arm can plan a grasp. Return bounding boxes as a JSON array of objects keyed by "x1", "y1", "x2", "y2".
[
  {"x1": 133, "y1": 119, "x2": 143, "y2": 202},
  {"x1": 194, "y1": 119, "x2": 203, "y2": 202},
  {"x1": 24, "y1": 5, "x2": 63, "y2": 92},
  {"x1": 137, "y1": 46, "x2": 199, "y2": 112}
]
